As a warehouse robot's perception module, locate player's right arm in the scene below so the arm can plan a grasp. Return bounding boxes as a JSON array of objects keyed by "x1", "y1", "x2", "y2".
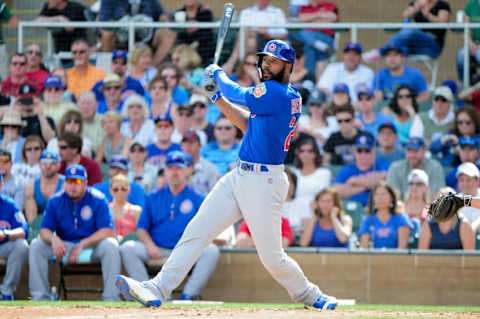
[{"x1": 214, "y1": 97, "x2": 249, "y2": 133}]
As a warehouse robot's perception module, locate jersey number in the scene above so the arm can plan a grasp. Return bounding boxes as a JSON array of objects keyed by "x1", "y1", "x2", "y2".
[{"x1": 283, "y1": 117, "x2": 297, "y2": 151}]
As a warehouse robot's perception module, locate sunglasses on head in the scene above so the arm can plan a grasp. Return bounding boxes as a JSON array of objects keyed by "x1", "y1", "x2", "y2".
[
  {"x1": 0, "y1": 157, "x2": 10, "y2": 164},
  {"x1": 65, "y1": 118, "x2": 81, "y2": 124},
  {"x1": 112, "y1": 186, "x2": 129, "y2": 193},
  {"x1": 337, "y1": 118, "x2": 352, "y2": 124},
  {"x1": 155, "y1": 122, "x2": 172, "y2": 129},
  {"x1": 66, "y1": 178, "x2": 83, "y2": 185},
  {"x1": 26, "y1": 146, "x2": 41, "y2": 152}
]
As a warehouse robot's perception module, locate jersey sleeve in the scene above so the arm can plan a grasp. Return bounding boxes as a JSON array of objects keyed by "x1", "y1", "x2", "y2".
[
  {"x1": 215, "y1": 71, "x2": 249, "y2": 106},
  {"x1": 358, "y1": 215, "x2": 373, "y2": 236},
  {"x1": 137, "y1": 194, "x2": 153, "y2": 231},
  {"x1": 244, "y1": 81, "x2": 283, "y2": 115},
  {"x1": 41, "y1": 198, "x2": 57, "y2": 232},
  {"x1": 95, "y1": 197, "x2": 114, "y2": 230}
]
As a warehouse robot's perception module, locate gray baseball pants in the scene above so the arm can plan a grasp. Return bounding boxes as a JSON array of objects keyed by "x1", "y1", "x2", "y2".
[{"x1": 0, "y1": 239, "x2": 28, "y2": 296}]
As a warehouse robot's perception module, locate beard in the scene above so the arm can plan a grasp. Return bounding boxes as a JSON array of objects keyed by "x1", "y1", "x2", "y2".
[{"x1": 260, "y1": 65, "x2": 286, "y2": 83}]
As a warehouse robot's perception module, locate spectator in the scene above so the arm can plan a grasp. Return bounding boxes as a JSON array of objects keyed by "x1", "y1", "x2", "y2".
[
  {"x1": 1, "y1": 53, "x2": 38, "y2": 98},
  {"x1": 404, "y1": 169, "x2": 429, "y2": 223},
  {"x1": 445, "y1": 137, "x2": 480, "y2": 190},
  {"x1": 35, "y1": 0, "x2": 88, "y2": 53},
  {"x1": 333, "y1": 133, "x2": 389, "y2": 206},
  {"x1": 11, "y1": 135, "x2": 44, "y2": 189},
  {"x1": 355, "y1": 86, "x2": 393, "y2": 138},
  {"x1": 41, "y1": 75, "x2": 77, "y2": 126},
  {"x1": 0, "y1": 109, "x2": 26, "y2": 163},
  {"x1": 128, "y1": 44, "x2": 158, "y2": 89},
  {"x1": 47, "y1": 110, "x2": 93, "y2": 158},
  {"x1": 96, "y1": 111, "x2": 131, "y2": 172},
  {"x1": 120, "y1": 151, "x2": 220, "y2": 301},
  {"x1": 29, "y1": 164, "x2": 121, "y2": 301},
  {"x1": 157, "y1": 63, "x2": 189, "y2": 106},
  {"x1": 94, "y1": 155, "x2": 145, "y2": 209},
  {"x1": 456, "y1": 0, "x2": 480, "y2": 83},
  {"x1": 323, "y1": 104, "x2": 373, "y2": 166},
  {"x1": 189, "y1": 94, "x2": 215, "y2": 143},
  {"x1": 387, "y1": 137, "x2": 445, "y2": 200},
  {"x1": 109, "y1": 173, "x2": 141, "y2": 244},
  {"x1": 317, "y1": 43, "x2": 374, "y2": 104},
  {"x1": 300, "y1": 188, "x2": 352, "y2": 247},
  {"x1": 24, "y1": 150, "x2": 64, "y2": 224},
  {"x1": 16, "y1": 84, "x2": 56, "y2": 144},
  {"x1": 148, "y1": 76, "x2": 171, "y2": 119},
  {"x1": 97, "y1": 74, "x2": 124, "y2": 115},
  {"x1": 50, "y1": 67, "x2": 74, "y2": 103},
  {"x1": 66, "y1": 39, "x2": 106, "y2": 99},
  {"x1": 325, "y1": 83, "x2": 351, "y2": 115},
  {"x1": 430, "y1": 106, "x2": 480, "y2": 167},
  {"x1": 459, "y1": 80, "x2": 480, "y2": 110},
  {"x1": 372, "y1": 43, "x2": 430, "y2": 103},
  {"x1": 172, "y1": 103, "x2": 207, "y2": 146},
  {"x1": 227, "y1": 52, "x2": 260, "y2": 87},
  {"x1": 0, "y1": 172, "x2": 28, "y2": 301},
  {"x1": 25, "y1": 44, "x2": 49, "y2": 92},
  {"x1": 375, "y1": 122, "x2": 406, "y2": 163},
  {"x1": 127, "y1": 140, "x2": 157, "y2": 193},
  {"x1": 92, "y1": 50, "x2": 144, "y2": 103},
  {"x1": 419, "y1": 86, "x2": 455, "y2": 145},
  {"x1": 381, "y1": 84, "x2": 423, "y2": 144},
  {"x1": 289, "y1": 43, "x2": 316, "y2": 103},
  {"x1": 181, "y1": 131, "x2": 220, "y2": 195},
  {"x1": 58, "y1": 132, "x2": 102, "y2": 186},
  {"x1": 172, "y1": 44, "x2": 206, "y2": 97},
  {"x1": 455, "y1": 163, "x2": 480, "y2": 225},
  {"x1": 200, "y1": 116, "x2": 240, "y2": 175},
  {"x1": 120, "y1": 94, "x2": 155, "y2": 147},
  {"x1": 77, "y1": 91, "x2": 104, "y2": 152},
  {"x1": 0, "y1": 2, "x2": 19, "y2": 81},
  {"x1": 291, "y1": 138, "x2": 331, "y2": 204},
  {"x1": 0, "y1": 149, "x2": 24, "y2": 210},
  {"x1": 359, "y1": 182, "x2": 412, "y2": 249},
  {"x1": 236, "y1": 217, "x2": 294, "y2": 248},
  {"x1": 146, "y1": 115, "x2": 181, "y2": 166}
]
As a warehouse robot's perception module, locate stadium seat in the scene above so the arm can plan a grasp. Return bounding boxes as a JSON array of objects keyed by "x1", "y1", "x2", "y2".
[
  {"x1": 342, "y1": 200, "x2": 365, "y2": 235},
  {"x1": 407, "y1": 54, "x2": 439, "y2": 91}
]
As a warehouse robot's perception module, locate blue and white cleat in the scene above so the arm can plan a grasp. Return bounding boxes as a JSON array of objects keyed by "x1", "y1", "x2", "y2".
[
  {"x1": 312, "y1": 294, "x2": 338, "y2": 310},
  {"x1": 115, "y1": 275, "x2": 162, "y2": 307}
]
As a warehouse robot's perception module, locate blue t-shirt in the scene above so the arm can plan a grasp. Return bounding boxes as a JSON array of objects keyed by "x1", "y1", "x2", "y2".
[
  {"x1": 333, "y1": 159, "x2": 390, "y2": 206},
  {"x1": 92, "y1": 76, "x2": 145, "y2": 102},
  {"x1": 356, "y1": 112, "x2": 393, "y2": 138},
  {"x1": 375, "y1": 148, "x2": 406, "y2": 164},
  {"x1": 146, "y1": 143, "x2": 181, "y2": 166},
  {"x1": 200, "y1": 141, "x2": 240, "y2": 175},
  {"x1": 358, "y1": 213, "x2": 412, "y2": 248},
  {"x1": 0, "y1": 194, "x2": 28, "y2": 244},
  {"x1": 372, "y1": 66, "x2": 428, "y2": 101},
  {"x1": 93, "y1": 180, "x2": 145, "y2": 209},
  {"x1": 137, "y1": 185, "x2": 204, "y2": 249},
  {"x1": 41, "y1": 188, "x2": 114, "y2": 243},
  {"x1": 310, "y1": 221, "x2": 348, "y2": 248},
  {"x1": 97, "y1": 100, "x2": 124, "y2": 114}
]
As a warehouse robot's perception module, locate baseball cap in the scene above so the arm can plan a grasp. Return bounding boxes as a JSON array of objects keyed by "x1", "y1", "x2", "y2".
[
  {"x1": 154, "y1": 114, "x2": 173, "y2": 125},
  {"x1": 380, "y1": 42, "x2": 407, "y2": 56},
  {"x1": 40, "y1": 150, "x2": 60, "y2": 163},
  {"x1": 378, "y1": 121, "x2": 397, "y2": 134},
  {"x1": 165, "y1": 151, "x2": 189, "y2": 168},
  {"x1": 177, "y1": 103, "x2": 194, "y2": 113},
  {"x1": 65, "y1": 164, "x2": 87, "y2": 181},
  {"x1": 189, "y1": 94, "x2": 209, "y2": 107},
  {"x1": 456, "y1": 162, "x2": 480, "y2": 178},
  {"x1": 356, "y1": 85, "x2": 374, "y2": 98},
  {"x1": 129, "y1": 139, "x2": 146, "y2": 152},
  {"x1": 44, "y1": 75, "x2": 65, "y2": 89},
  {"x1": 17, "y1": 84, "x2": 37, "y2": 105},
  {"x1": 112, "y1": 50, "x2": 127, "y2": 61},
  {"x1": 102, "y1": 73, "x2": 122, "y2": 88},
  {"x1": 109, "y1": 155, "x2": 128, "y2": 171},
  {"x1": 182, "y1": 131, "x2": 200, "y2": 143},
  {"x1": 405, "y1": 137, "x2": 425, "y2": 150},
  {"x1": 441, "y1": 79, "x2": 458, "y2": 95},
  {"x1": 408, "y1": 169, "x2": 429, "y2": 185},
  {"x1": 354, "y1": 133, "x2": 375, "y2": 150},
  {"x1": 343, "y1": 42, "x2": 362, "y2": 54},
  {"x1": 307, "y1": 89, "x2": 326, "y2": 106},
  {"x1": 333, "y1": 83, "x2": 349, "y2": 94},
  {"x1": 459, "y1": 137, "x2": 479, "y2": 148},
  {"x1": 433, "y1": 86, "x2": 454, "y2": 102}
]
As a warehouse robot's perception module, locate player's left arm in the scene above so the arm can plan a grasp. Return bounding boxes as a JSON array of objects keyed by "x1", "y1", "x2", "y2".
[{"x1": 214, "y1": 97, "x2": 249, "y2": 133}]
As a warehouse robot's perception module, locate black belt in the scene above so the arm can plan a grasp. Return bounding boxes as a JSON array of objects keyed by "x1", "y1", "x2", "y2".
[{"x1": 239, "y1": 163, "x2": 269, "y2": 172}]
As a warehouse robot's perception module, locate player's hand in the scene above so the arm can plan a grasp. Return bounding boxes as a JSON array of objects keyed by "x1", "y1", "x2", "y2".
[
  {"x1": 146, "y1": 243, "x2": 163, "y2": 259},
  {"x1": 51, "y1": 236, "x2": 67, "y2": 260},
  {"x1": 204, "y1": 64, "x2": 223, "y2": 78},
  {"x1": 68, "y1": 242, "x2": 84, "y2": 264}
]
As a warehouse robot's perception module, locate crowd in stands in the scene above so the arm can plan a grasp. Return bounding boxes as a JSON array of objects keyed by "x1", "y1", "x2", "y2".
[{"x1": 0, "y1": 0, "x2": 480, "y2": 300}]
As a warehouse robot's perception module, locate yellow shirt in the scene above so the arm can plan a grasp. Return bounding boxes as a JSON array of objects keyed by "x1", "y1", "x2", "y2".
[
  {"x1": 42, "y1": 101, "x2": 78, "y2": 126},
  {"x1": 66, "y1": 64, "x2": 105, "y2": 98}
]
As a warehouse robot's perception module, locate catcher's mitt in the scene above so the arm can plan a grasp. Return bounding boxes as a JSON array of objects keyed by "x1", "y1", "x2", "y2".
[{"x1": 427, "y1": 192, "x2": 472, "y2": 222}]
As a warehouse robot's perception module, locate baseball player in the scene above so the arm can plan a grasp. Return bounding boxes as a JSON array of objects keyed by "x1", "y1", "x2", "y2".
[{"x1": 116, "y1": 40, "x2": 338, "y2": 310}]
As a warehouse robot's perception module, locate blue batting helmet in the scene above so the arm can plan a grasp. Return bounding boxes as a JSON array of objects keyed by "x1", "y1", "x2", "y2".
[{"x1": 257, "y1": 40, "x2": 296, "y2": 65}]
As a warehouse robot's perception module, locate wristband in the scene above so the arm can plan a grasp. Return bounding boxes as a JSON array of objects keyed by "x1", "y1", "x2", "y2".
[{"x1": 211, "y1": 91, "x2": 222, "y2": 103}]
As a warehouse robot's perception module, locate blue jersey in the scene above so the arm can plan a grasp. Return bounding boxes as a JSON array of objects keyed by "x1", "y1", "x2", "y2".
[
  {"x1": 93, "y1": 180, "x2": 145, "y2": 209},
  {"x1": 137, "y1": 185, "x2": 204, "y2": 249},
  {"x1": 145, "y1": 143, "x2": 181, "y2": 166},
  {"x1": 41, "y1": 188, "x2": 114, "y2": 243},
  {"x1": 358, "y1": 213, "x2": 412, "y2": 248},
  {"x1": 0, "y1": 194, "x2": 28, "y2": 244},
  {"x1": 372, "y1": 66, "x2": 428, "y2": 101}
]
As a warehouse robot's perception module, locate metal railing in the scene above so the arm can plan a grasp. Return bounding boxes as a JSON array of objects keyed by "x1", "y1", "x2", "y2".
[{"x1": 18, "y1": 21, "x2": 480, "y2": 86}]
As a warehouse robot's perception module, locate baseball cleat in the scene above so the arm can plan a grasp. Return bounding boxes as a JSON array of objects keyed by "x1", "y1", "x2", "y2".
[
  {"x1": 312, "y1": 293, "x2": 338, "y2": 310},
  {"x1": 115, "y1": 275, "x2": 161, "y2": 307}
]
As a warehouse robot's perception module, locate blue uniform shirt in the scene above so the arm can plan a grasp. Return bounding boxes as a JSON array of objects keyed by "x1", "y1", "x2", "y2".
[
  {"x1": 138, "y1": 185, "x2": 204, "y2": 249},
  {"x1": 0, "y1": 194, "x2": 28, "y2": 244},
  {"x1": 41, "y1": 188, "x2": 114, "y2": 243},
  {"x1": 146, "y1": 143, "x2": 181, "y2": 166},
  {"x1": 358, "y1": 213, "x2": 412, "y2": 248},
  {"x1": 93, "y1": 180, "x2": 145, "y2": 209}
]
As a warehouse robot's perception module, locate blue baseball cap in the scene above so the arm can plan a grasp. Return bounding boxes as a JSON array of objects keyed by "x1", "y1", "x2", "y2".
[
  {"x1": 65, "y1": 164, "x2": 87, "y2": 181},
  {"x1": 459, "y1": 137, "x2": 479, "y2": 148},
  {"x1": 165, "y1": 151, "x2": 189, "y2": 168},
  {"x1": 378, "y1": 121, "x2": 397, "y2": 134},
  {"x1": 154, "y1": 114, "x2": 173, "y2": 125},
  {"x1": 112, "y1": 50, "x2": 128, "y2": 61},
  {"x1": 40, "y1": 150, "x2": 60, "y2": 163},
  {"x1": 44, "y1": 75, "x2": 65, "y2": 89},
  {"x1": 405, "y1": 137, "x2": 425, "y2": 150},
  {"x1": 380, "y1": 42, "x2": 407, "y2": 56},
  {"x1": 109, "y1": 155, "x2": 128, "y2": 171},
  {"x1": 343, "y1": 42, "x2": 362, "y2": 54},
  {"x1": 355, "y1": 133, "x2": 375, "y2": 150},
  {"x1": 333, "y1": 83, "x2": 349, "y2": 94},
  {"x1": 356, "y1": 85, "x2": 374, "y2": 98}
]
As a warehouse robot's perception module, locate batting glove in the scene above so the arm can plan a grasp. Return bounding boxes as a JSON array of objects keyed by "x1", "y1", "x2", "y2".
[{"x1": 204, "y1": 64, "x2": 223, "y2": 78}]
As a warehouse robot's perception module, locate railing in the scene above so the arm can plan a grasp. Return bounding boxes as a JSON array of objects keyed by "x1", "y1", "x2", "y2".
[{"x1": 18, "y1": 21, "x2": 480, "y2": 86}]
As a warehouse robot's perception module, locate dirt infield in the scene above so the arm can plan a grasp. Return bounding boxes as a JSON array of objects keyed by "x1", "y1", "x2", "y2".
[{"x1": 1, "y1": 306, "x2": 479, "y2": 319}]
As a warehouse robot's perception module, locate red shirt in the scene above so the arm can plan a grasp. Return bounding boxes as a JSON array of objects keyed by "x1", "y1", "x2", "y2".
[
  {"x1": 0, "y1": 76, "x2": 38, "y2": 97},
  {"x1": 299, "y1": 2, "x2": 339, "y2": 37},
  {"x1": 238, "y1": 218, "x2": 293, "y2": 246},
  {"x1": 59, "y1": 155, "x2": 102, "y2": 186},
  {"x1": 26, "y1": 69, "x2": 49, "y2": 92}
]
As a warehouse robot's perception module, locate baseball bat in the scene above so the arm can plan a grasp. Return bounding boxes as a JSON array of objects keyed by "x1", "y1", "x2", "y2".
[{"x1": 206, "y1": 2, "x2": 235, "y2": 91}]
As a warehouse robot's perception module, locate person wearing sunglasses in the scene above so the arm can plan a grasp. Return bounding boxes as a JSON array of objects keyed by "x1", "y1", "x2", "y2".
[
  {"x1": 148, "y1": 76, "x2": 171, "y2": 120},
  {"x1": 41, "y1": 75, "x2": 77, "y2": 127},
  {"x1": 332, "y1": 133, "x2": 389, "y2": 207},
  {"x1": 25, "y1": 43, "x2": 48, "y2": 92},
  {"x1": 157, "y1": 63, "x2": 189, "y2": 107},
  {"x1": 127, "y1": 140, "x2": 157, "y2": 193},
  {"x1": 0, "y1": 171, "x2": 29, "y2": 301},
  {"x1": 0, "y1": 109, "x2": 26, "y2": 164},
  {"x1": 404, "y1": 169, "x2": 430, "y2": 226},
  {"x1": 1, "y1": 53, "x2": 38, "y2": 98},
  {"x1": 145, "y1": 115, "x2": 181, "y2": 167},
  {"x1": 172, "y1": 104, "x2": 207, "y2": 146},
  {"x1": 445, "y1": 137, "x2": 480, "y2": 191},
  {"x1": 228, "y1": 52, "x2": 260, "y2": 87},
  {"x1": 97, "y1": 74, "x2": 125, "y2": 115},
  {"x1": 0, "y1": 1, "x2": 19, "y2": 82},
  {"x1": 189, "y1": 94, "x2": 215, "y2": 143},
  {"x1": 29, "y1": 164, "x2": 121, "y2": 301},
  {"x1": 11, "y1": 135, "x2": 45, "y2": 191},
  {"x1": 355, "y1": 86, "x2": 393, "y2": 138},
  {"x1": 77, "y1": 91, "x2": 105, "y2": 153},
  {"x1": 120, "y1": 94, "x2": 155, "y2": 147},
  {"x1": 0, "y1": 149, "x2": 25, "y2": 210}
]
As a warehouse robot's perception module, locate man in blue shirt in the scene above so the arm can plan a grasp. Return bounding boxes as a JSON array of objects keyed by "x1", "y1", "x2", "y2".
[
  {"x1": 333, "y1": 133, "x2": 390, "y2": 206},
  {"x1": 146, "y1": 115, "x2": 181, "y2": 166},
  {"x1": 119, "y1": 151, "x2": 219, "y2": 300},
  {"x1": 29, "y1": 164, "x2": 121, "y2": 301},
  {"x1": 0, "y1": 173, "x2": 29, "y2": 300},
  {"x1": 355, "y1": 86, "x2": 392, "y2": 139}
]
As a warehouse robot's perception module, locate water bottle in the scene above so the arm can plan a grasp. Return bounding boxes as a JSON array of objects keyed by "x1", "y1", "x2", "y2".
[{"x1": 50, "y1": 286, "x2": 58, "y2": 301}]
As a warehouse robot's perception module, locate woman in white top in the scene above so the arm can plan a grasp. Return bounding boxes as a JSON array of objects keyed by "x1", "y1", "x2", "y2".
[
  {"x1": 120, "y1": 94, "x2": 155, "y2": 147},
  {"x1": 12, "y1": 135, "x2": 44, "y2": 187},
  {"x1": 148, "y1": 76, "x2": 173, "y2": 119},
  {"x1": 128, "y1": 44, "x2": 158, "y2": 88}
]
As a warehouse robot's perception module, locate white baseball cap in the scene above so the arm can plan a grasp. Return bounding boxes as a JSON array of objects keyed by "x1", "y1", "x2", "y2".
[
  {"x1": 408, "y1": 169, "x2": 429, "y2": 185},
  {"x1": 433, "y1": 86, "x2": 454, "y2": 102},
  {"x1": 456, "y1": 162, "x2": 480, "y2": 178}
]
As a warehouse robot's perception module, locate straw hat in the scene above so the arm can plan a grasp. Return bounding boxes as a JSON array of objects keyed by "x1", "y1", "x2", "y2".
[{"x1": 0, "y1": 109, "x2": 26, "y2": 127}]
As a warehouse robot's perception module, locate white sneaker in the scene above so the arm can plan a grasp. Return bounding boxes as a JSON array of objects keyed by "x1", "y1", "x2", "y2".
[{"x1": 115, "y1": 275, "x2": 162, "y2": 307}]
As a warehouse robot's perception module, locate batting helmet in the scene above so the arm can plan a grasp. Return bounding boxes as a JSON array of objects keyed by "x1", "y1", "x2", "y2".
[{"x1": 257, "y1": 40, "x2": 296, "y2": 65}]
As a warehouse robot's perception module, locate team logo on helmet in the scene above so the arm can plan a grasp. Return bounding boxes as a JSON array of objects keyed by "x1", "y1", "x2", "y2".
[
  {"x1": 180, "y1": 199, "x2": 193, "y2": 214},
  {"x1": 81, "y1": 206, "x2": 92, "y2": 221},
  {"x1": 268, "y1": 43, "x2": 277, "y2": 52},
  {"x1": 253, "y1": 83, "x2": 267, "y2": 98}
]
